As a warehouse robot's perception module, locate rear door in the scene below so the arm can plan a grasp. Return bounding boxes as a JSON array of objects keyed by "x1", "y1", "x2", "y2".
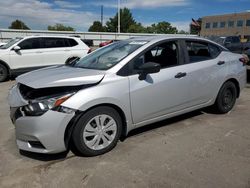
[
  {"x1": 128, "y1": 40, "x2": 192, "y2": 124},
  {"x1": 182, "y1": 40, "x2": 226, "y2": 105},
  {"x1": 40, "y1": 37, "x2": 68, "y2": 66}
]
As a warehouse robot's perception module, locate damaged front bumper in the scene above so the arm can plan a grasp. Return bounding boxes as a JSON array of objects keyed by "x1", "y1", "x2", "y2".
[{"x1": 8, "y1": 84, "x2": 75, "y2": 154}]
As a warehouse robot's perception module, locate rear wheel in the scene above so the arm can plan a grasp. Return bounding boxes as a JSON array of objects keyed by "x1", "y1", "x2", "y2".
[
  {"x1": 71, "y1": 106, "x2": 122, "y2": 156},
  {"x1": 213, "y1": 81, "x2": 237, "y2": 114},
  {"x1": 0, "y1": 64, "x2": 8, "y2": 82}
]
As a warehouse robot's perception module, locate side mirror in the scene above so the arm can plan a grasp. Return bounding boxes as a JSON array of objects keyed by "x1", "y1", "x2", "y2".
[
  {"x1": 13, "y1": 46, "x2": 21, "y2": 51},
  {"x1": 138, "y1": 62, "x2": 161, "y2": 80}
]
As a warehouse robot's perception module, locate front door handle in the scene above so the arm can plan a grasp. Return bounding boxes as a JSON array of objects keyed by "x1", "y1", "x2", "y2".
[
  {"x1": 175, "y1": 72, "x2": 187, "y2": 79},
  {"x1": 217, "y1": 61, "x2": 225, "y2": 65}
]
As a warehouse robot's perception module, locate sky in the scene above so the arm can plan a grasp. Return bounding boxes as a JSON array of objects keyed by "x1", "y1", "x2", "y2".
[{"x1": 0, "y1": 0, "x2": 250, "y2": 32}]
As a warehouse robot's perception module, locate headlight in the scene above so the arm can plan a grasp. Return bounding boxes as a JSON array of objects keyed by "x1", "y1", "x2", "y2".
[{"x1": 21, "y1": 93, "x2": 75, "y2": 116}]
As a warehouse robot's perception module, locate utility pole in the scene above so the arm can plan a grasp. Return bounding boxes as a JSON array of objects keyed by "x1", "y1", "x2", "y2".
[
  {"x1": 101, "y1": 5, "x2": 103, "y2": 26},
  {"x1": 117, "y1": 0, "x2": 120, "y2": 33}
]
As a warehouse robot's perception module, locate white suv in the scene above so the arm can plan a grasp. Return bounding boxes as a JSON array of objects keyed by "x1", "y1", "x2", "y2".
[{"x1": 0, "y1": 36, "x2": 90, "y2": 82}]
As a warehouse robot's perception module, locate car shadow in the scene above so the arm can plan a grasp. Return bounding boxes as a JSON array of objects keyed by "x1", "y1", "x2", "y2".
[
  {"x1": 125, "y1": 110, "x2": 203, "y2": 139},
  {"x1": 247, "y1": 69, "x2": 250, "y2": 83},
  {"x1": 19, "y1": 149, "x2": 70, "y2": 161},
  {"x1": 19, "y1": 110, "x2": 205, "y2": 161}
]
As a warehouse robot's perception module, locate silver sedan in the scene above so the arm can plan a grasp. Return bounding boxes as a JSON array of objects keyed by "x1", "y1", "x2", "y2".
[{"x1": 8, "y1": 36, "x2": 247, "y2": 156}]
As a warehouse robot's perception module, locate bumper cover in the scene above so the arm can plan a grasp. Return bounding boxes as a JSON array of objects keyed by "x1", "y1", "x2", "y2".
[{"x1": 14, "y1": 110, "x2": 74, "y2": 154}]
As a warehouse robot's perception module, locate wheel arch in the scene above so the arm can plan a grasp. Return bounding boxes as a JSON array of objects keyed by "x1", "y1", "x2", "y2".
[
  {"x1": 0, "y1": 60, "x2": 11, "y2": 75},
  {"x1": 64, "y1": 103, "x2": 128, "y2": 149},
  {"x1": 226, "y1": 78, "x2": 240, "y2": 98},
  {"x1": 219, "y1": 78, "x2": 240, "y2": 98}
]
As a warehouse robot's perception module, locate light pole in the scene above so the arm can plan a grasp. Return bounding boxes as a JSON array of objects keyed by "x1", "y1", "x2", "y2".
[{"x1": 117, "y1": 0, "x2": 120, "y2": 33}]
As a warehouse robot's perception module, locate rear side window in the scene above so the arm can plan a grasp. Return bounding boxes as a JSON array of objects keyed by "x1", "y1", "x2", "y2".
[
  {"x1": 186, "y1": 41, "x2": 221, "y2": 63},
  {"x1": 19, "y1": 38, "x2": 41, "y2": 50},
  {"x1": 231, "y1": 37, "x2": 240, "y2": 43},
  {"x1": 42, "y1": 38, "x2": 67, "y2": 48},
  {"x1": 67, "y1": 39, "x2": 78, "y2": 47}
]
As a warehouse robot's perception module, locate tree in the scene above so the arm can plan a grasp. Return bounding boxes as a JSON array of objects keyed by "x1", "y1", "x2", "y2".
[
  {"x1": 146, "y1": 22, "x2": 178, "y2": 34},
  {"x1": 88, "y1": 21, "x2": 106, "y2": 32},
  {"x1": 106, "y1": 8, "x2": 136, "y2": 32},
  {"x1": 48, "y1": 23, "x2": 75, "y2": 31},
  {"x1": 127, "y1": 23, "x2": 145, "y2": 33},
  {"x1": 178, "y1": 30, "x2": 189, "y2": 34},
  {"x1": 8, "y1": 20, "x2": 30, "y2": 30}
]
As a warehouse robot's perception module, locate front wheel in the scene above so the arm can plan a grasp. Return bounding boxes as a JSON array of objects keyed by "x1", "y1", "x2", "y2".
[
  {"x1": 213, "y1": 81, "x2": 237, "y2": 114},
  {"x1": 71, "y1": 106, "x2": 122, "y2": 156},
  {"x1": 0, "y1": 64, "x2": 8, "y2": 82}
]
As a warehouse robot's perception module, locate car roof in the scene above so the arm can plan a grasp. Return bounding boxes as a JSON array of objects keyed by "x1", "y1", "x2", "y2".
[
  {"x1": 19, "y1": 35, "x2": 79, "y2": 39},
  {"x1": 128, "y1": 35, "x2": 223, "y2": 44}
]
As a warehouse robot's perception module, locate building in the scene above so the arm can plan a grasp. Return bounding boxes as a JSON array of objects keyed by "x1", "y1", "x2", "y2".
[{"x1": 200, "y1": 12, "x2": 250, "y2": 40}]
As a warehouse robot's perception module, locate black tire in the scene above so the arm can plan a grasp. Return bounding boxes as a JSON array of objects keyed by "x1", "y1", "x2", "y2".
[
  {"x1": 0, "y1": 64, "x2": 8, "y2": 82},
  {"x1": 213, "y1": 81, "x2": 237, "y2": 114},
  {"x1": 71, "y1": 106, "x2": 122, "y2": 156}
]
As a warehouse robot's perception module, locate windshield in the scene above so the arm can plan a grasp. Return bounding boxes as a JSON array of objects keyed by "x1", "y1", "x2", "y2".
[
  {"x1": 213, "y1": 37, "x2": 225, "y2": 44},
  {"x1": 73, "y1": 40, "x2": 147, "y2": 70},
  {"x1": 0, "y1": 38, "x2": 23, "y2": 49}
]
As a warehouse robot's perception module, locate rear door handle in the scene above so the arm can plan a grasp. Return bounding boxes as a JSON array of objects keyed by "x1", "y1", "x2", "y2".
[
  {"x1": 217, "y1": 61, "x2": 225, "y2": 65},
  {"x1": 36, "y1": 51, "x2": 42, "y2": 53},
  {"x1": 175, "y1": 72, "x2": 187, "y2": 79}
]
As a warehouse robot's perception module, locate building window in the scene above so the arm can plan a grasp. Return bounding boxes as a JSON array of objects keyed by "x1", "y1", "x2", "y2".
[
  {"x1": 213, "y1": 22, "x2": 218, "y2": 28},
  {"x1": 228, "y1": 21, "x2": 234, "y2": 27},
  {"x1": 220, "y1": 21, "x2": 226, "y2": 28},
  {"x1": 205, "y1": 23, "x2": 210, "y2": 29},
  {"x1": 237, "y1": 20, "x2": 244, "y2": 27},
  {"x1": 246, "y1": 20, "x2": 250, "y2": 26}
]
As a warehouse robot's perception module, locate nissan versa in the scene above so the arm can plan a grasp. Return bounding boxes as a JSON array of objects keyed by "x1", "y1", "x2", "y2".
[{"x1": 8, "y1": 36, "x2": 246, "y2": 156}]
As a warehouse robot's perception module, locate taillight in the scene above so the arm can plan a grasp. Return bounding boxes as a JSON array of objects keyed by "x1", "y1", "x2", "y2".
[
  {"x1": 87, "y1": 48, "x2": 92, "y2": 54},
  {"x1": 239, "y1": 55, "x2": 249, "y2": 66}
]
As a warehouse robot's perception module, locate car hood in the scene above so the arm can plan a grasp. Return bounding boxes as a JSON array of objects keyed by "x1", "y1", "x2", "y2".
[{"x1": 16, "y1": 66, "x2": 106, "y2": 88}]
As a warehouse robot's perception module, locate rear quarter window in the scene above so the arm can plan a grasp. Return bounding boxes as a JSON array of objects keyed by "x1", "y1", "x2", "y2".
[{"x1": 67, "y1": 39, "x2": 78, "y2": 47}]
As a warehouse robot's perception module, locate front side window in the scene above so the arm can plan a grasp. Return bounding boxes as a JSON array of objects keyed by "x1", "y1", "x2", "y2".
[
  {"x1": 237, "y1": 20, "x2": 244, "y2": 27},
  {"x1": 186, "y1": 41, "x2": 221, "y2": 63},
  {"x1": 129, "y1": 41, "x2": 179, "y2": 74},
  {"x1": 18, "y1": 38, "x2": 41, "y2": 50},
  {"x1": 73, "y1": 40, "x2": 147, "y2": 70}
]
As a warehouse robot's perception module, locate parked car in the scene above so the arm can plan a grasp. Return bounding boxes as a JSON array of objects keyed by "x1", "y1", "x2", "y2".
[
  {"x1": 8, "y1": 36, "x2": 246, "y2": 156},
  {"x1": 211, "y1": 36, "x2": 250, "y2": 57},
  {"x1": 0, "y1": 42, "x2": 7, "y2": 47},
  {"x1": 0, "y1": 36, "x2": 90, "y2": 82},
  {"x1": 99, "y1": 40, "x2": 119, "y2": 47}
]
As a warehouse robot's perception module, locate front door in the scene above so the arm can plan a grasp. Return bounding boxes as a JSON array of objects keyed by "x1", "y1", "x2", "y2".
[
  {"x1": 9, "y1": 38, "x2": 44, "y2": 69},
  {"x1": 128, "y1": 40, "x2": 191, "y2": 124}
]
